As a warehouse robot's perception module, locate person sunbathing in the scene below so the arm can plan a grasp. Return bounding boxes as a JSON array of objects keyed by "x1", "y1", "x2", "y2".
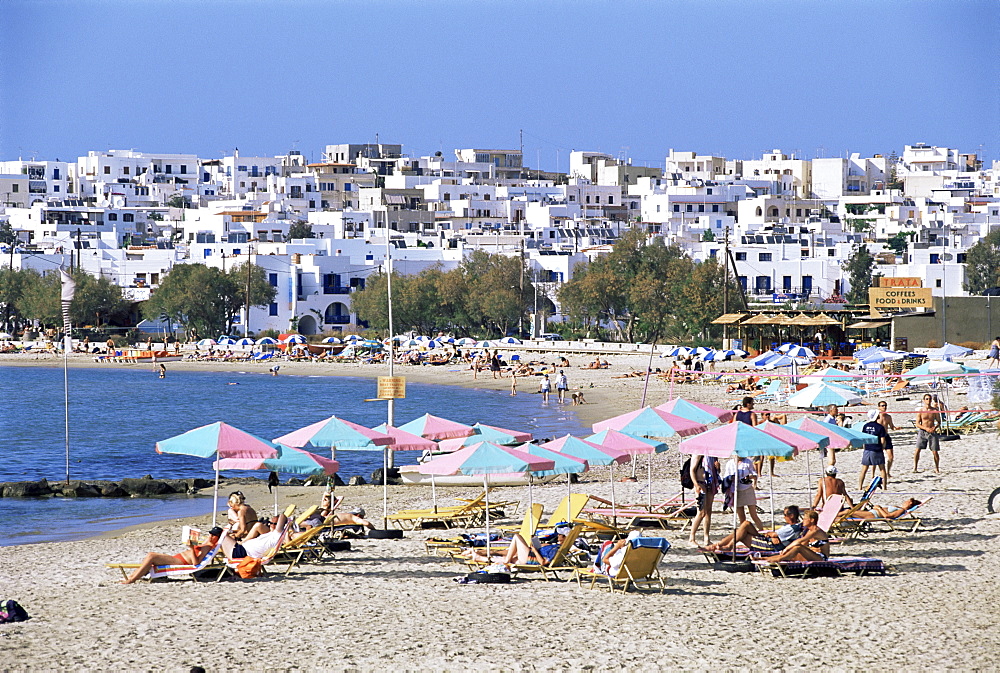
[
  {"x1": 121, "y1": 526, "x2": 224, "y2": 584},
  {"x1": 762, "y1": 509, "x2": 830, "y2": 563},
  {"x1": 226, "y1": 491, "x2": 258, "y2": 540},
  {"x1": 314, "y1": 493, "x2": 376, "y2": 530},
  {"x1": 222, "y1": 512, "x2": 290, "y2": 560},
  {"x1": 703, "y1": 506, "x2": 802, "y2": 554},
  {"x1": 847, "y1": 498, "x2": 922, "y2": 520},
  {"x1": 461, "y1": 524, "x2": 571, "y2": 566}
]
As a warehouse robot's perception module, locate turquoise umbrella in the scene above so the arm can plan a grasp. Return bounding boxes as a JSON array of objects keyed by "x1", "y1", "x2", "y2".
[
  {"x1": 787, "y1": 417, "x2": 876, "y2": 447},
  {"x1": 418, "y1": 442, "x2": 555, "y2": 556},
  {"x1": 543, "y1": 435, "x2": 630, "y2": 521},
  {"x1": 217, "y1": 445, "x2": 340, "y2": 516},
  {"x1": 587, "y1": 428, "x2": 669, "y2": 510},
  {"x1": 437, "y1": 425, "x2": 521, "y2": 451},
  {"x1": 155, "y1": 421, "x2": 281, "y2": 523},
  {"x1": 518, "y1": 443, "x2": 588, "y2": 514},
  {"x1": 655, "y1": 397, "x2": 735, "y2": 424},
  {"x1": 786, "y1": 382, "x2": 863, "y2": 408},
  {"x1": 592, "y1": 406, "x2": 706, "y2": 439}
]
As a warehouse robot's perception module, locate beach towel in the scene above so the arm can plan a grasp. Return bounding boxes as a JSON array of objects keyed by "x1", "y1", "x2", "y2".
[{"x1": 0, "y1": 600, "x2": 30, "y2": 623}]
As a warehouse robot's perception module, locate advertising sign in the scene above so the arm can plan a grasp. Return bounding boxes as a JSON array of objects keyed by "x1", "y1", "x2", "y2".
[{"x1": 868, "y1": 287, "x2": 932, "y2": 308}]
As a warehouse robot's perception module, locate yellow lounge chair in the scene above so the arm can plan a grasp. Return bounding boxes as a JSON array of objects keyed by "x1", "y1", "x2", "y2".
[
  {"x1": 574, "y1": 539, "x2": 669, "y2": 593},
  {"x1": 388, "y1": 493, "x2": 489, "y2": 530},
  {"x1": 511, "y1": 524, "x2": 586, "y2": 581},
  {"x1": 429, "y1": 503, "x2": 543, "y2": 556}
]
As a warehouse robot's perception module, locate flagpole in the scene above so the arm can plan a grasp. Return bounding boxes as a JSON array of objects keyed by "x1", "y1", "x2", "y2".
[
  {"x1": 63, "y1": 335, "x2": 71, "y2": 484},
  {"x1": 59, "y1": 268, "x2": 76, "y2": 485}
]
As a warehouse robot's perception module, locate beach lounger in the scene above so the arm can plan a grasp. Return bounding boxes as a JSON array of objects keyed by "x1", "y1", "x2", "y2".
[
  {"x1": 840, "y1": 497, "x2": 932, "y2": 537},
  {"x1": 511, "y1": 524, "x2": 587, "y2": 581},
  {"x1": 106, "y1": 536, "x2": 228, "y2": 582},
  {"x1": 574, "y1": 537, "x2": 670, "y2": 593},
  {"x1": 221, "y1": 525, "x2": 296, "y2": 579},
  {"x1": 428, "y1": 504, "x2": 543, "y2": 556},
  {"x1": 752, "y1": 555, "x2": 888, "y2": 578},
  {"x1": 388, "y1": 494, "x2": 490, "y2": 530}
]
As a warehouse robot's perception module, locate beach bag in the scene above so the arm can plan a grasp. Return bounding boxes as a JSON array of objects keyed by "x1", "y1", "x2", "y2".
[
  {"x1": 457, "y1": 571, "x2": 511, "y2": 584},
  {"x1": 680, "y1": 457, "x2": 694, "y2": 490},
  {"x1": 236, "y1": 557, "x2": 265, "y2": 579},
  {"x1": 0, "y1": 600, "x2": 29, "y2": 623}
]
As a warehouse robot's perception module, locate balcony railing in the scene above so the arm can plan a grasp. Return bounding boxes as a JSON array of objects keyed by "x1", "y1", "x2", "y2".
[
  {"x1": 325, "y1": 316, "x2": 351, "y2": 325},
  {"x1": 323, "y1": 286, "x2": 351, "y2": 294}
]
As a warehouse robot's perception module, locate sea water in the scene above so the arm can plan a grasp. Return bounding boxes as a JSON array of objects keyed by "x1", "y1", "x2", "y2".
[{"x1": 0, "y1": 365, "x2": 588, "y2": 545}]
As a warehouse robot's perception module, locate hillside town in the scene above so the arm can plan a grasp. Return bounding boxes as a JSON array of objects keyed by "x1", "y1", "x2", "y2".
[{"x1": 1, "y1": 142, "x2": 996, "y2": 342}]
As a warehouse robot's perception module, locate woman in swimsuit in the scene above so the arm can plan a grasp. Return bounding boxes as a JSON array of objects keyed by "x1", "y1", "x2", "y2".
[
  {"x1": 226, "y1": 491, "x2": 258, "y2": 541},
  {"x1": 122, "y1": 527, "x2": 223, "y2": 583},
  {"x1": 765, "y1": 510, "x2": 830, "y2": 563}
]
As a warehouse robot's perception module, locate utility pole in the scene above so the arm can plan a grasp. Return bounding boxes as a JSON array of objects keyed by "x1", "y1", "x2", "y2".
[
  {"x1": 723, "y1": 226, "x2": 729, "y2": 346},
  {"x1": 244, "y1": 241, "x2": 253, "y2": 337}
]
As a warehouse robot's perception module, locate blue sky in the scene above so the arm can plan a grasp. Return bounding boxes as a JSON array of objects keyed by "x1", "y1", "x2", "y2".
[{"x1": 2, "y1": 0, "x2": 997, "y2": 169}]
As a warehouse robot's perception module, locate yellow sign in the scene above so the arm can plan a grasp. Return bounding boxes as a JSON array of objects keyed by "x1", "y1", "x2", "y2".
[
  {"x1": 377, "y1": 376, "x2": 406, "y2": 399},
  {"x1": 879, "y1": 277, "x2": 922, "y2": 288},
  {"x1": 868, "y1": 287, "x2": 932, "y2": 308}
]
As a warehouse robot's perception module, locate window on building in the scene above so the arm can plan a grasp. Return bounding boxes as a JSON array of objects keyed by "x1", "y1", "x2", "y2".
[
  {"x1": 828, "y1": 249, "x2": 836, "y2": 257},
  {"x1": 107, "y1": 213, "x2": 118, "y2": 221},
  {"x1": 269, "y1": 302, "x2": 278, "y2": 316},
  {"x1": 12, "y1": 184, "x2": 18, "y2": 192},
  {"x1": 123, "y1": 166, "x2": 129, "y2": 175},
  {"x1": 686, "y1": 205, "x2": 693, "y2": 212},
  {"x1": 53, "y1": 185, "x2": 59, "y2": 192},
  {"x1": 736, "y1": 252, "x2": 747, "y2": 261},
  {"x1": 936, "y1": 279, "x2": 942, "y2": 287},
  {"x1": 796, "y1": 208, "x2": 802, "y2": 217},
  {"x1": 103, "y1": 166, "x2": 111, "y2": 174},
  {"x1": 123, "y1": 214, "x2": 134, "y2": 222},
  {"x1": 759, "y1": 253, "x2": 772, "y2": 261},
  {"x1": 166, "y1": 165, "x2": 173, "y2": 174},
  {"x1": 673, "y1": 204, "x2": 680, "y2": 212},
  {"x1": 698, "y1": 204, "x2": 705, "y2": 212},
  {"x1": 712, "y1": 204, "x2": 719, "y2": 212},
  {"x1": 707, "y1": 188, "x2": 713, "y2": 195}
]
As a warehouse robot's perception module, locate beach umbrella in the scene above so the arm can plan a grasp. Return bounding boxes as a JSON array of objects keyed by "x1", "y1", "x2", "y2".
[
  {"x1": 256, "y1": 337, "x2": 278, "y2": 345},
  {"x1": 235, "y1": 337, "x2": 255, "y2": 346},
  {"x1": 787, "y1": 417, "x2": 876, "y2": 448},
  {"x1": 372, "y1": 424, "x2": 438, "y2": 451},
  {"x1": 155, "y1": 421, "x2": 281, "y2": 523},
  {"x1": 417, "y1": 442, "x2": 555, "y2": 556},
  {"x1": 479, "y1": 340, "x2": 498, "y2": 348},
  {"x1": 801, "y1": 367, "x2": 857, "y2": 384},
  {"x1": 542, "y1": 435, "x2": 630, "y2": 521},
  {"x1": 786, "y1": 382, "x2": 863, "y2": 408},
  {"x1": 586, "y1": 428, "x2": 669, "y2": 510},
  {"x1": 275, "y1": 415, "x2": 395, "y2": 454},
  {"x1": 196, "y1": 338, "x2": 217, "y2": 348},
  {"x1": 750, "y1": 350, "x2": 780, "y2": 367},
  {"x1": 217, "y1": 444, "x2": 340, "y2": 515},
  {"x1": 499, "y1": 336, "x2": 521, "y2": 345},
  {"x1": 901, "y1": 360, "x2": 975, "y2": 381},
  {"x1": 785, "y1": 345, "x2": 816, "y2": 359},
  {"x1": 437, "y1": 425, "x2": 522, "y2": 452},
  {"x1": 927, "y1": 342, "x2": 973, "y2": 360},
  {"x1": 693, "y1": 346, "x2": 711, "y2": 357},
  {"x1": 217, "y1": 337, "x2": 236, "y2": 346},
  {"x1": 282, "y1": 334, "x2": 306, "y2": 344},
  {"x1": 398, "y1": 413, "x2": 476, "y2": 440},
  {"x1": 665, "y1": 346, "x2": 692, "y2": 358},
  {"x1": 762, "y1": 355, "x2": 798, "y2": 369},
  {"x1": 425, "y1": 340, "x2": 444, "y2": 349},
  {"x1": 592, "y1": 406, "x2": 707, "y2": 439},
  {"x1": 456, "y1": 337, "x2": 478, "y2": 346},
  {"x1": 473, "y1": 423, "x2": 533, "y2": 443},
  {"x1": 776, "y1": 342, "x2": 796, "y2": 353},
  {"x1": 655, "y1": 398, "x2": 735, "y2": 424},
  {"x1": 704, "y1": 349, "x2": 741, "y2": 362},
  {"x1": 517, "y1": 443, "x2": 588, "y2": 514},
  {"x1": 679, "y1": 422, "x2": 797, "y2": 559},
  {"x1": 322, "y1": 336, "x2": 343, "y2": 344},
  {"x1": 758, "y1": 422, "x2": 831, "y2": 496},
  {"x1": 344, "y1": 334, "x2": 362, "y2": 342},
  {"x1": 402, "y1": 339, "x2": 422, "y2": 349}
]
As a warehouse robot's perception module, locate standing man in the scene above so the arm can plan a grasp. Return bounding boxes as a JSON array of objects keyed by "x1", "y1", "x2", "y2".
[
  {"x1": 555, "y1": 369, "x2": 568, "y2": 403},
  {"x1": 914, "y1": 393, "x2": 941, "y2": 473},
  {"x1": 859, "y1": 409, "x2": 888, "y2": 490}
]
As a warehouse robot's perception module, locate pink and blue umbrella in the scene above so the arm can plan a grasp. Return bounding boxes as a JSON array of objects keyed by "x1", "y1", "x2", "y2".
[
  {"x1": 398, "y1": 413, "x2": 476, "y2": 440},
  {"x1": 275, "y1": 415, "x2": 394, "y2": 454},
  {"x1": 542, "y1": 435, "x2": 630, "y2": 519},
  {"x1": 655, "y1": 397, "x2": 735, "y2": 424},
  {"x1": 592, "y1": 406, "x2": 706, "y2": 439}
]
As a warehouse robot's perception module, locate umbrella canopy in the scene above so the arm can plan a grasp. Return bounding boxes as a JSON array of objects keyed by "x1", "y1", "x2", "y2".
[
  {"x1": 754, "y1": 421, "x2": 826, "y2": 453},
  {"x1": 218, "y1": 337, "x2": 236, "y2": 346},
  {"x1": 398, "y1": 413, "x2": 476, "y2": 440},
  {"x1": 479, "y1": 340, "x2": 499, "y2": 348},
  {"x1": 417, "y1": 442, "x2": 554, "y2": 476},
  {"x1": 196, "y1": 339, "x2": 217, "y2": 347},
  {"x1": 586, "y1": 428, "x2": 668, "y2": 455},
  {"x1": 499, "y1": 336, "x2": 521, "y2": 345},
  {"x1": 156, "y1": 421, "x2": 281, "y2": 461},
  {"x1": 592, "y1": 406, "x2": 707, "y2": 439},
  {"x1": 344, "y1": 334, "x2": 362, "y2": 342},
  {"x1": 786, "y1": 382, "x2": 864, "y2": 408},
  {"x1": 666, "y1": 346, "x2": 692, "y2": 357},
  {"x1": 927, "y1": 342, "x2": 973, "y2": 359},
  {"x1": 787, "y1": 417, "x2": 875, "y2": 448},
  {"x1": 655, "y1": 398, "x2": 735, "y2": 424},
  {"x1": 455, "y1": 338, "x2": 478, "y2": 346},
  {"x1": 437, "y1": 425, "x2": 522, "y2": 452},
  {"x1": 517, "y1": 443, "x2": 588, "y2": 477},
  {"x1": 425, "y1": 340, "x2": 444, "y2": 349},
  {"x1": 541, "y1": 435, "x2": 630, "y2": 466},
  {"x1": 902, "y1": 360, "x2": 978, "y2": 381},
  {"x1": 282, "y1": 334, "x2": 307, "y2": 344},
  {"x1": 678, "y1": 422, "x2": 796, "y2": 459},
  {"x1": 801, "y1": 367, "x2": 858, "y2": 384},
  {"x1": 217, "y1": 444, "x2": 339, "y2": 476},
  {"x1": 256, "y1": 337, "x2": 278, "y2": 345},
  {"x1": 274, "y1": 416, "x2": 395, "y2": 451},
  {"x1": 750, "y1": 350, "x2": 781, "y2": 367},
  {"x1": 322, "y1": 336, "x2": 343, "y2": 344},
  {"x1": 371, "y1": 424, "x2": 438, "y2": 451},
  {"x1": 693, "y1": 346, "x2": 712, "y2": 356},
  {"x1": 236, "y1": 337, "x2": 255, "y2": 346},
  {"x1": 473, "y1": 423, "x2": 532, "y2": 443},
  {"x1": 785, "y1": 345, "x2": 816, "y2": 359}
]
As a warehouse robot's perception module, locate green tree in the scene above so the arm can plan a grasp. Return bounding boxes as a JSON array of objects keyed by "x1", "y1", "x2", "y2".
[
  {"x1": 143, "y1": 264, "x2": 234, "y2": 337},
  {"x1": 842, "y1": 242, "x2": 881, "y2": 305},
  {"x1": 0, "y1": 222, "x2": 18, "y2": 246},
  {"x1": 963, "y1": 229, "x2": 1000, "y2": 295},
  {"x1": 223, "y1": 262, "x2": 278, "y2": 333},
  {"x1": 886, "y1": 232, "x2": 909, "y2": 257},
  {"x1": 16, "y1": 269, "x2": 60, "y2": 327},
  {"x1": 287, "y1": 222, "x2": 315, "y2": 239},
  {"x1": 70, "y1": 272, "x2": 130, "y2": 327},
  {"x1": 0, "y1": 266, "x2": 27, "y2": 330}
]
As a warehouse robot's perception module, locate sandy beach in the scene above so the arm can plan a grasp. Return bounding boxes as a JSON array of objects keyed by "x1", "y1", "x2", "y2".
[{"x1": 2, "y1": 350, "x2": 1000, "y2": 670}]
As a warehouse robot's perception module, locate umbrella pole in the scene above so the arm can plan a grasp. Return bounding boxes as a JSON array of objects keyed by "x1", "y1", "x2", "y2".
[
  {"x1": 382, "y1": 445, "x2": 389, "y2": 530},
  {"x1": 274, "y1": 483, "x2": 279, "y2": 517},
  {"x1": 431, "y1": 474, "x2": 438, "y2": 514},
  {"x1": 610, "y1": 463, "x2": 617, "y2": 525},
  {"x1": 805, "y1": 450, "x2": 813, "y2": 504},
  {"x1": 631, "y1": 454, "x2": 637, "y2": 479},
  {"x1": 731, "y1": 460, "x2": 739, "y2": 562},
  {"x1": 484, "y1": 475, "x2": 491, "y2": 559},
  {"x1": 527, "y1": 474, "x2": 533, "y2": 515},
  {"x1": 769, "y1": 470, "x2": 775, "y2": 529},
  {"x1": 212, "y1": 460, "x2": 220, "y2": 526},
  {"x1": 647, "y1": 454, "x2": 653, "y2": 511}
]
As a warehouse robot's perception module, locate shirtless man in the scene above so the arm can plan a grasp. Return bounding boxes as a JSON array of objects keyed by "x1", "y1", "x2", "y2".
[
  {"x1": 914, "y1": 393, "x2": 941, "y2": 473},
  {"x1": 812, "y1": 465, "x2": 854, "y2": 509}
]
